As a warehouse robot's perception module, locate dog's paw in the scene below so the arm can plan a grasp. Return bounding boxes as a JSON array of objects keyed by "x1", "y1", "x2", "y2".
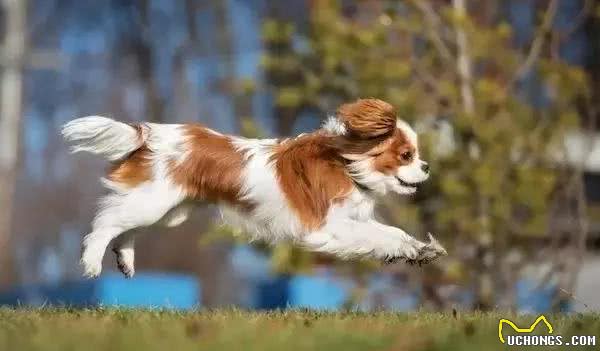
[
  {"x1": 383, "y1": 255, "x2": 401, "y2": 265},
  {"x1": 117, "y1": 259, "x2": 135, "y2": 278},
  {"x1": 407, "y1": 233, "x2": 447, "y2": 266},
  {"x1": 383, "y1": 241, "x2": 419, "y2": 265},
  {"x1": 80, "y1": 237, "x2": 105, "y2": 278},
  {"x1": 80, "y1": 257, "x2": 102, "y2": 279},
  {"x1": 112, "y1": 247, "x2": 135, "y2": 279}
]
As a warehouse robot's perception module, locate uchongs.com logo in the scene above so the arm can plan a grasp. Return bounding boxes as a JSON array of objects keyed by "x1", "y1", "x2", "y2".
[{"x1": 498, "y1": 315, "x2": 596, "y2": 347}]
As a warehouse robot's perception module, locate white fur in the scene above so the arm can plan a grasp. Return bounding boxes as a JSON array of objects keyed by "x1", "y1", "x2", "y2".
[
  {"x1": 161, "y1": 203, "x2": 193, "y2": 227},
  {"x1": 302, "y1": 191, "x2": 424, "y2": 260},
  {"x1": 337, "y1": 119, "x2": 429, "y2": 196},
  {"x1": 396, "y1": 160, "x2": 429, "y2": 185},
  {"x1": 395, "y1": 120, "x2": 429, "y2": 189},
  {"x1": 322, "y1": 116, "x2": 347, "y2": 135},
  {"x1": 112, "y1": 233, "x2": 135, "y2": 278},
  {"x1": 346, "y1": 158, "x2": 391, "y2": 194},
  {"x1": 222, "y1": 129, "x2": 433, "y2": 262},
  {"x1": 65, "y1": 116, "x2": 444, "y2": 279},
  {"x1": 145, "y1": 123, "x2": 188, "y2": 163},
  {"x1": 81, "y1": 176, "x2": 185, "y2": 277},
  {"x1": 70, "y1": 120, "x2": 188, "y2": 278},
  {"x1": 397, "y1": 119, "x2": 418, "y2": 148},
  {"x1": 226, "y1": 137, "x2": 304, "y2": 242},
  {"x1": 62, "y1": 116, "x2": 145, "y2": 161}
]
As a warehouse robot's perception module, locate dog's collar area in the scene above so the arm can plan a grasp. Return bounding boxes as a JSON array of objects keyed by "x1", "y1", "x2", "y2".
[
  {"x1": 352, "y1": 179, "x2": 374, "y2": 193},
  {"x1": 342, "y1": 158, "x2": 375, "y2": 193}
]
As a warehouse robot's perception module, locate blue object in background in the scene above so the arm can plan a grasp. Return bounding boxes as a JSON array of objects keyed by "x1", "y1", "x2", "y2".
[
  {"x1": 230, "y1": 245, "x2": 355, "y2": 310},
  {"x1": 288, "y1": 274, "x2": 354, "y2": 310},
  {"x1": 229, "y1": 245, "x2": 422, "y2": 311},
  {"x1": 516, "y1": 279, "x2": 567, "y2": 313},
  {"x1": 0, "y1": 272, "x2": 201, "y2": 310},
  {"x1": 255, "y1": 276, "x2": 290, "y2": 309},
  {"x1": 229, "y1": 245, "x2": 280, "y2": 308},
  {"x1": 99, "y1": 273, "x2": 200, "y2": 309},
  {"x1": 360, "y1": 274, "x2": 419, "y2": 311}
]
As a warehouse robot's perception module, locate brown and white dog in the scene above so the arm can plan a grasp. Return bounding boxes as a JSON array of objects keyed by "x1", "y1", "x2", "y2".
[{"x1": 62, "y1": 98, "x2": 446, "y2": 278}]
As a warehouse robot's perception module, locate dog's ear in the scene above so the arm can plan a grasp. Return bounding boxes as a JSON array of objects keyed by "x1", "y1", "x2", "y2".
[{"x1": 336, "y1": 98, "x2": 397, "y2": 139}]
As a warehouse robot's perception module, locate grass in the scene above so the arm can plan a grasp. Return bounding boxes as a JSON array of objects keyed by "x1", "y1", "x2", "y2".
[{"x1": 0, "y1": 308, "x2": 598, "y2": 351}]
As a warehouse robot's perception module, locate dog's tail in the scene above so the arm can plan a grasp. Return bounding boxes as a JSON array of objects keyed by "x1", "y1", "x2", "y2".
[{"x1": 61, "y1": 116, "x2": 145, "y2": 161}]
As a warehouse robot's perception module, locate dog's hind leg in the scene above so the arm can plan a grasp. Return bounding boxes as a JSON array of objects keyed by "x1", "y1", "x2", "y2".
[
  {"x1": 109, "y1": 203, "x2": 193, "y2": 278},
  {"x1": 81, "y1": 180, "x2": 185, "y2": 278},
  {"x1": 112, "y1": 233, "x2": 136, "y2": 278},
  {"x1": 81, "y1": 226, "x2": 123, "y2": 278}
]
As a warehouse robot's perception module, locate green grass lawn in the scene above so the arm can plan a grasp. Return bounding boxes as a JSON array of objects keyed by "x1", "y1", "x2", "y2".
[{"x1": 0, "y1": 308, "x2": 598, "y2": 351}]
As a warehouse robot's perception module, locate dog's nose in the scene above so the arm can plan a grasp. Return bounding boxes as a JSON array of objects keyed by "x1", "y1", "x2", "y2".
[{"x1": 421, "y1": 162, "x2": 430, "y2": 173}]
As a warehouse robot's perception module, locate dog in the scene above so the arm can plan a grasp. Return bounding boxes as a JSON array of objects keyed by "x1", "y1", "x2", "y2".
[{"x1": 62, "y1": 98, "x2": 447, "y2": 278}]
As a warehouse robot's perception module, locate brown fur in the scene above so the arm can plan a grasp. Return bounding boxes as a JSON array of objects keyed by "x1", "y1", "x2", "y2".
[
  {"x1": 168, "y1": 124, "x2": 251, "y2": 208},
  {"x1": 273, "y1": 97, "x2": 413, "y2": 230},
  {"x1": 372, "y1": 129, "x2": 415, "y2": 174},
  {"x1": 107, "y1": 146, "x2": 152, "y2": 187},
  {"x1": 324, "y1": 132, "x2": 391, "y2": 156},
  {"x1": 105, "y1": 97, "x2": 412, "y2": 229},
  {"x1": 273, "y1": 134, "x2": 355, "y2": 231},
  {"x1": 336, "y1": 98, "x2": 397, "y2": 139}
]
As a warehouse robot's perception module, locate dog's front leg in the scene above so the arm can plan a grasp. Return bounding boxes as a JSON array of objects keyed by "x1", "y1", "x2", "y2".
[
  {"x1": 301, "y1": 219, "x2": 443, "y2": 264},
  {"x1": 369, "y1": 221, "x2": 447, "y2": 265}
]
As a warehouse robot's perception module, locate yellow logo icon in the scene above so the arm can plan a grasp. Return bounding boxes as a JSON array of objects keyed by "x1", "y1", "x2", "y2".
[{"x1": 498, "y1": 315, "x2": 554, "y2": 343}]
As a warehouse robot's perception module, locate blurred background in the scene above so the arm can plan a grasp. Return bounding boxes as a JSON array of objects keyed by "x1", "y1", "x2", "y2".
[{"x1": 0, "y1": 0, "x2": 599, "y2": 312}]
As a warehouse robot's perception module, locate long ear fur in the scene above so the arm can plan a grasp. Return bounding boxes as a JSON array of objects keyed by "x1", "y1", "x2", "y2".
[
  {"x1": 322, "y1": 98, "x2": 397, "y2": 157},
  {"x1": 336, "y1": 98, "x2": 397, "y2": 139}
]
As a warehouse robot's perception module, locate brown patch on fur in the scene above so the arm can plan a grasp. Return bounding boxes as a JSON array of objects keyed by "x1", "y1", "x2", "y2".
[
  {"x1": 169, "y1": 124, "x2": 251, "y2": 209},
  {"x1": 273, "y1": 134, "x2": 355, "y2": 231},
  {"x1": 336, "y1": 98, "x2": 397, "y2": 139},
  {"x1": 107, "y1": 147, "x2": 152, "y2": 187},
  {"x1": 106, "y1": 123, "x2": 152, "y2": 188},
  {"x1": 324, "y1": 132, "x2": 391, "y2": 156},
  {"x1": 372, "y1": 128, "x2": 415, "y2": 174}
]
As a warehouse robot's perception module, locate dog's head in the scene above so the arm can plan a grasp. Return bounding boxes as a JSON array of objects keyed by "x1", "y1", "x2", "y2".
[{"x1": 323, "y1": 98, "x2": 429, "y2": 195}]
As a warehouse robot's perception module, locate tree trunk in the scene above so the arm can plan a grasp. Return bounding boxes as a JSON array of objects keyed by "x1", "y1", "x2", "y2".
[
  {"x1": 214, "y1": 0, "x2": 241, "y2": 132},
  {"x1": 0, "y1": 0, "x2": 27, "y2": 288},
  {"x1": 452, "y1": 0, "x2": 496, "y2": 310},
  {"x1": 135, "y1": 0, "x2": 164, "y2": 123},
  {"x1": 453, "y1": 0, "x2": 475, "y2": 116}
]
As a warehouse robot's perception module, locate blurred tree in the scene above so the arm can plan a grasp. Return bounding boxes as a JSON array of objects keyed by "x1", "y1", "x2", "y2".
[
  {"x1": 111, "y1": 0, "x2": 165, "y2": 123},
  {"x1": 0, "y1": 0, "x2": 27, "y2": 287},
  {"x1": 260, "y1": 0, "x2": 593, "y2": 310}
]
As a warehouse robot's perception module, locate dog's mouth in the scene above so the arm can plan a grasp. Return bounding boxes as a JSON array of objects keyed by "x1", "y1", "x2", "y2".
[{"x1": 395, "y1": 177, "x2": 421, "y2": 189}]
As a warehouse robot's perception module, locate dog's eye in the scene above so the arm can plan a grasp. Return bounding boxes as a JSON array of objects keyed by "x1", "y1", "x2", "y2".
[{"x1": 401, "y1": 151, "x2": 412, "y2": 161}]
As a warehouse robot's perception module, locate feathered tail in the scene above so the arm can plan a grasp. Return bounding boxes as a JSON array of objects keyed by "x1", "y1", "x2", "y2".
[{"x1": 61, "y1": 116, "x2": 144, "y2": 161}]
